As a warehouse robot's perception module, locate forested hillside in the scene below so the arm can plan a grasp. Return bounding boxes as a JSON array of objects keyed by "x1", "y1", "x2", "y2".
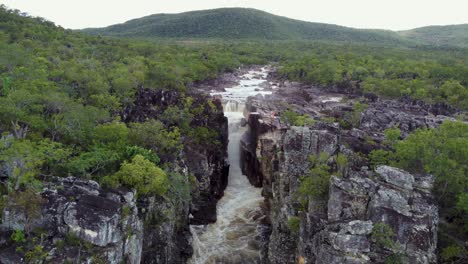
[
  {"x1": 83, "y1": 8, "x2": 410, "y2": 46},
  {"x1": 399, "y1": 24, "x2": 468, "y2": 48},
  {"x1": 84, "y1": 8, "x2": 468, "y2": 48}
]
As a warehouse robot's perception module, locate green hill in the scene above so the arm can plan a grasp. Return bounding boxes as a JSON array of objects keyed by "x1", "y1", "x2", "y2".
[
  {"x1": 399, "y1": 24, "x2": 468, "y2": 48},
  {"x1": 83, "y1": 8, "x2": 411, "y2": 46}
]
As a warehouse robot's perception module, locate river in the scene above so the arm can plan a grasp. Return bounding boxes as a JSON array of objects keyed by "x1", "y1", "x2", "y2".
[{"x1": 189, "y1": 67, "x2": 272, "y2": 264}]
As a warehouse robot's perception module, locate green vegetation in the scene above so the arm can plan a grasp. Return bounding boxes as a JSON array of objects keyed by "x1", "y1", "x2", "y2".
[
  {"x1": 392, "y1": 121, "x2": 467, "y2": 224},
  {"x1": 0, "y1": 5, "x2": 467, "y2": 262},
  {"x1": 399, "y1": 24, "x2": 468, "y2": 48},
  {"x1": 83, "y1": 8, "x2": 408, "y2": 45},
  {"x1": 103, "y1": 155, "x2": 168, "y2": 196},
  {"x1": 83, "y1": 8, "x2": 468, "y2": 49},
  {"x1": 372, "y1": 222, "x2": 397, "y2": 249},
  {"x1": 369, "y1": 121, "x2": 467, "y2": 227},
  {"x1": 298, "y1": 153, "x2": 332, "y2": 207},
  {"x1": 287, "y1": 216, "x2": 300, "y2": 235},
  {"x1": 0, "y1": 5, "x2": 265, "y2": 198},
  {"x1": 385, "y1": 254, "x2": 403, "y2": 264},
  {"x1": 277, "y1": 44, "x2": 468, "y2": 110},
  {"x1": 366, "y1": 121, "x2": 468, "y2": 262},
  {"x1": 281, "y1": 110, "x2": 315, "y2": 126},
  {"x1": 383, "y1": 127, "x2": 401, "y2": 147},
  {"x1": 11, "y1": 229, "x2": 26, "y2": 243},
  {"x1": 440, "y1": 245, "x2": 466, "y2": 263}
]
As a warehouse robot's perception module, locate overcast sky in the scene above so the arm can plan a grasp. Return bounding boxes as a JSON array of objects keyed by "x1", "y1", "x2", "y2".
[{"x1": 2, "y1": 0, "x2": 468, "y2": 31}]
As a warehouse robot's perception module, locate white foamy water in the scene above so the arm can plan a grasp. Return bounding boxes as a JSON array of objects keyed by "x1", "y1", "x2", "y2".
[{"x1": 189, "y1": 67, "x2": 272, "y2": 264}]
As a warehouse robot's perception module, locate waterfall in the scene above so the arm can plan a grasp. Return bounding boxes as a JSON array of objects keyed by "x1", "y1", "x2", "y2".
[
  {"x1": 189, "y1": 67, "x2": 272, "y2": 264},
  {"x1": 223, "y1": 100, "x2": 242, "y2": 113}
]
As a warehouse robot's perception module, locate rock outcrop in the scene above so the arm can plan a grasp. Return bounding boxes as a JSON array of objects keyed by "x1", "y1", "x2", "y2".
[
  {"x1": 1, "y1": 177, "x2": 143, "y2": 263},
  {"x1": 123, "y1": 88, "x2": 229, "y2": 225},
  {"x1": 241, "y1": 91, "x2": 440, "y2": 264}
]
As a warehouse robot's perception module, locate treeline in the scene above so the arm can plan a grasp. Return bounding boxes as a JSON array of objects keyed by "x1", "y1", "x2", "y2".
[{"x1": 275, "y1": 42, "x2": 468, "y2": 110}]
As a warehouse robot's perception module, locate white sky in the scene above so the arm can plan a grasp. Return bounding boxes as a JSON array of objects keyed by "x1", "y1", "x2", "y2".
[{"x1": 2, "y1": 0, "x2": 468, "y2": 31}]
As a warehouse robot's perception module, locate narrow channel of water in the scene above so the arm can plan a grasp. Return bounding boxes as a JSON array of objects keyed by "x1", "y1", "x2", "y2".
[{"x1": 189, "y1": 67, "x2": 272, "y2": 264}]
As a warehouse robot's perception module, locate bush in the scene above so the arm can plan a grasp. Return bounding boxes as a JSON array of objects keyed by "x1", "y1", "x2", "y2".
[
  {"x1": 393, "y1": 121, "x2": 467, "y2": 223},
  {"x1": 103, "y1": 155, "x2": 168, "y2": 196},
  {"x1": 372, "y1": 222, "x2": 396, "y2": 249},
  {"x1": 281, "y1": 110, "x2": 315, "y2": 126},
  {"x1": 11, "y1": 229, "x2": 26, "y2": 243},
  {"x1": 129, "y1": 120, "x2": 182, "y2": 160},
  {"x1": 298, "y1": 153, "x2": 332, "y2": 206},
  {"x1": 125, "y1": 146, "x2": 160, "y2": 165},
  {"x1": 385, "y1": 254, "x2": 403, "y2": 264},
  {"x1": 369, "y1": 149, "x2": 391, "y2": 168},
  {"x1": 350, "y1": 102, "x2": 368, "y2": 127},
  {"x1": 191, "y1": 127, "x2": 219, "y2": 146},
  {"x1": 287, "y1": 216, "x2": 300, "y2": 235},
  {"x1": 383, "y1": 127, "x2": 401, "y2": 147},
  {"x1": 441, "y1": 245, "x2": 465, "y2": 262}
]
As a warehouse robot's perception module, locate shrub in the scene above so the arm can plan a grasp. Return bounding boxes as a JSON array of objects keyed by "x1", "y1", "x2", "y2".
[
  {"x1": 383, "y1": 127, "x2": 401, "y2": 147},
  {"x1": 11, "y1": 229, "x2": 26, "y2": 243},
  {"x1": 103, "y1": 155, "x2": 168, "y2": 196},
  {"x1": 385, "y1": 254, "x2": 403, "y2": 264},
  {"x1": 287, "y1": 216, "x2": 300, "y2": 235},
  {"x1": 369, "y1": 149, "x2": 391, "y2": 168},
  {"x1": 298, "y1": 153, "x2": 332, "y2": 207},
  {"x1": 372, "y1": 222, "x2": 396, "y2": 249},
  {"x1": 281, "y1": 110, "x2": 315, "y2": 126},
  {"x1": 191, "y1": 126, "x2": 219, "y2": 146},
  {"x1": 441, "y1": 245, "x2": 465, "y2": 262},
  {"x1": 350, "y1": 101, "x2": 368, "y2": 127},
  {"x1": 129, "y1": 120, "x2": 182, "y2": 160},
  {"x1": 125, "y1": 146, "x2": 160, "y2": 165}
]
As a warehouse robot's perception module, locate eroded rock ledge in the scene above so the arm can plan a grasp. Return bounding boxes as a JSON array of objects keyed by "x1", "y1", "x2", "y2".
[{"x1": 240, "y1": 85, "x2": 444, "y2": 263}]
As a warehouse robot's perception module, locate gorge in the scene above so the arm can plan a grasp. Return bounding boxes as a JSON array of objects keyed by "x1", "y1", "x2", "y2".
[
  {"x1": 189, "y1": 65, "x2": 443, "y2": 263},
  {"x1": 0, "y1": 6, "x2": 467, "y2": 263},
  {"x1": 190, "y1": 67, "x2": 271, "y2": 264}
]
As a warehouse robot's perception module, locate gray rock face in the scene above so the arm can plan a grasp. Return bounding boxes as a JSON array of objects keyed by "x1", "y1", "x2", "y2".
[
  {"x1": 360, "y1": 100, "x2": 454, "y2": 136},
  {"x1": 1, "y1": 177, "x2": 143, "y2": 264},
  {"x1": 325, "y1": 167, "x2": 438, "y2": 264},
  {"x1": 0, "y1": 175, "x2": 194, "y2": 264},
  {"x1": 242, "y1": 98, "x2": 439, "y2": 264}
]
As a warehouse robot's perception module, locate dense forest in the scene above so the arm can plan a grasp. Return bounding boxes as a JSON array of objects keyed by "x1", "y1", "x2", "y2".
[
  {"x1": 0, "y1": 5, "x2": 467, "y2": 263},
  {"x1": 83, "y1": 8, "x2": 468, "y2": 48}
]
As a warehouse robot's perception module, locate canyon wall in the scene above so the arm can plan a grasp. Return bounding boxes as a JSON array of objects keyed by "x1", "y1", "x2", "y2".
[{"x1": 241, "y1": 92, "x2": 443, "y2": 264}]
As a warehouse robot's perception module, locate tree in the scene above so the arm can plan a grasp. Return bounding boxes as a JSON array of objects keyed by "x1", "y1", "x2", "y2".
[
  {"x1": 0, "y1": 139, "x2": 44, "y2": 191},
  {"x1": 393, "y1": 121, "x2": 468, "y2": 227},
  {"x1": 7, "y1": 188, "x2": 44, "y2": 235},
  {"x1": 129, "y1": 120, "x2": 182, "y2": 160},
  {"x1": 103, "y1": 155, "x2": 168, "y2": 196},
  {"x1": 298, "y1": 153, "x2": 332, "y2": 207},
  {"x1": 384, "y1": 127, "x2": 401, "y2": 147}
]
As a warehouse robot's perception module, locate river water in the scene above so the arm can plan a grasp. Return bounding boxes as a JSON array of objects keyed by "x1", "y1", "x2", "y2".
[{"x1": 189, "y1": 67, "x2": 272, "y2": 264}]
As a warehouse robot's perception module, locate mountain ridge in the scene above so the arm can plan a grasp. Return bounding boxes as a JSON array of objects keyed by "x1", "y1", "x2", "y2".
[{"x1": 82, "y1": 8, "x2": 468, "y2": 48}]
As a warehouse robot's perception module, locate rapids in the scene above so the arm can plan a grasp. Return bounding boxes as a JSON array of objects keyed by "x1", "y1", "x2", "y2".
[{"x1": 189, "y1": 67, "x2": 272, "y2": 264}]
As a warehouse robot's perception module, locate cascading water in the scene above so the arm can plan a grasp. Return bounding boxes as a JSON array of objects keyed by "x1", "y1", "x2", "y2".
[{"x1": 189, "y1": 67, "x2": 272, "y2": 264}]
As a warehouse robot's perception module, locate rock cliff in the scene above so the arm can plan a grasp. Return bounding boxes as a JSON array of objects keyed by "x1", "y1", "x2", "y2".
[{"x1": 240, "y1": 84, "x2": 444, "y2": 263}]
